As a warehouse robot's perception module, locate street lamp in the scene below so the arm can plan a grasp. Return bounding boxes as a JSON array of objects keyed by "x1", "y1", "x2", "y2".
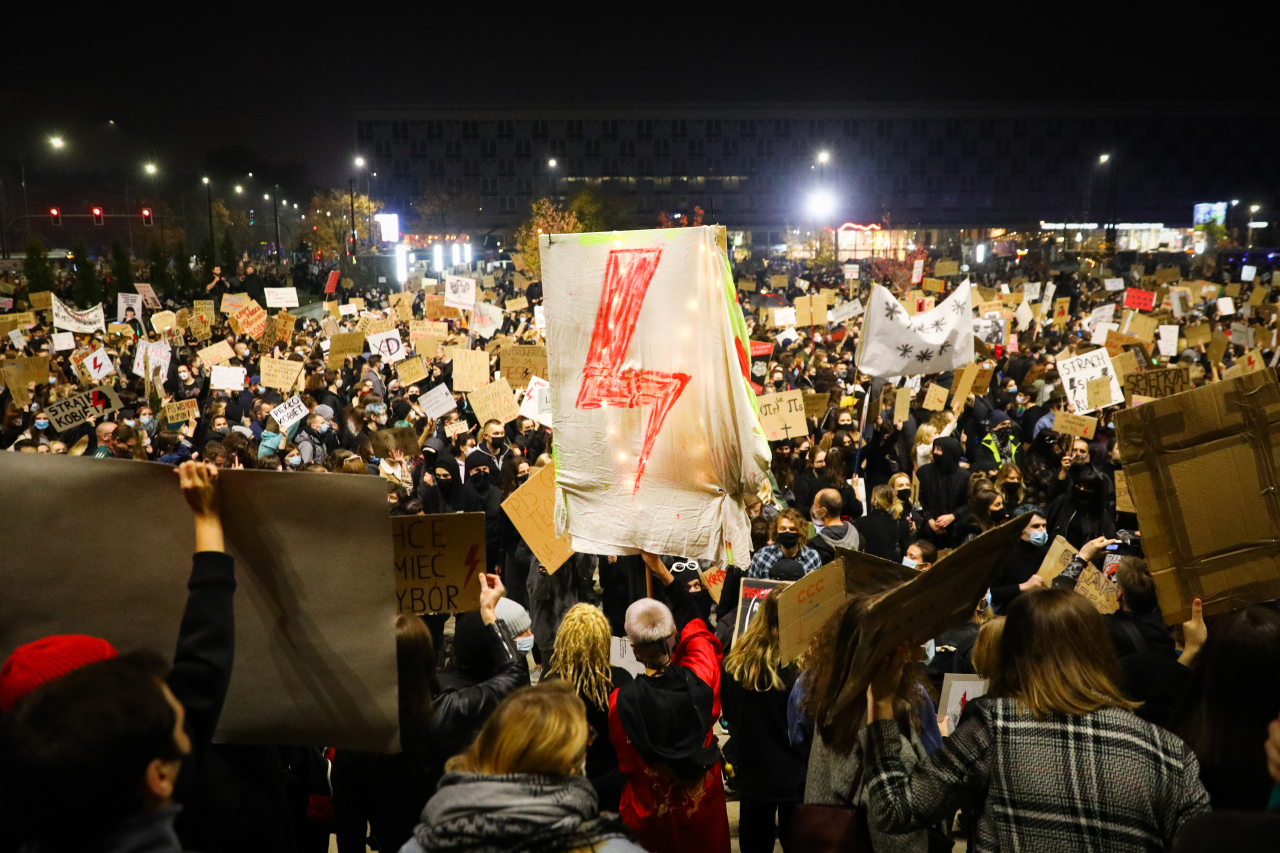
[
  {"x1": 1099, "y1": 153, "x2": 1110, "y2": 164},
  {"x1": 234, "y1": 185, "x2": 243, "y2": 194},
  {"x1": 354, "y1": 156, "x2": 365, "y2": 168},
  {"x1": 1250, "y1": 204, "x2": 1261, "y2": 213},
  {"x1": 144, "y1": 163, "x2": 157, "y2": 175},
  {"x1": 817, "y1": 151, "x2": 830, "y2": 164},
  {"x1": 49, "y1": 136, "x2": 64, "y2": 149},
  {"x1": 808, "y1": 190, "x2": 836, "y2": 219},
  {"x1": 548, "y1": 158, "x2": 557, "y2": 168}
]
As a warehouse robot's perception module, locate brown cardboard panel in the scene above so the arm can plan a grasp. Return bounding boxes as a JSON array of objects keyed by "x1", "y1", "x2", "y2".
[
  {"x1": 1115, "y1": 370, "x2": 1280, "y2": 624},
  {"x1": 501, "y1": 463, "x2": 574, "y2": 574},
  {"x1": 777, "y1": 559, "x2": 846, "y2": 663}
]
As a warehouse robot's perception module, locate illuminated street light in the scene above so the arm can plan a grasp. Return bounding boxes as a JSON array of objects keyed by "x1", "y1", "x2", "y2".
[
  {"x1": 49, "y1": 136, "x2": 64, "y2": 149},
  {"x1": 1250, "y1": 204, "x2": 1261, "y2": 213},
  {"x1": 264, "y1": 193, "x2": 270, "y2": 200},
  {"x1": 1099, "y1": 153, "x2": 1110, "y2": 164},
  {"x1": 817, "y1": 151, "x2": 830, "y2": 164},
  {"x1": 202, "y1": 177, "x2": 209, "y2": 185},
  {"x1": 354, "y1": 156, "x2": 366, "y2": 168},
  {"x1": 548, "y1": 158, "x2": 557, "y2": 168},
  {"x1": 235, "y1": 186, "x2": 243, "y2": 194},
  {"x1": 1232, "y1": 199, "x2": 1240, "y2": 206},
  {"x1": 144, "y1": 163, "x2": 157, "y2": 175},
  {"x1": 808, "y1": 190, "x2": 836, "y2": 219}
]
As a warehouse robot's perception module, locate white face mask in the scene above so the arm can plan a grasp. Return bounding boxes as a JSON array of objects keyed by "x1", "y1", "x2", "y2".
[
  {"x1": 901, "y1": 556, "x2": 918, "y2": 569},
  {"x1": 515, "y1": 635, "x2": 535, "y2": 654}
]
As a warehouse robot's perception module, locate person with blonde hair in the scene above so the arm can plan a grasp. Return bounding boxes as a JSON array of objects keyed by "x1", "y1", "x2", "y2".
[
  {"x1": 404, "y1": 681, "x2": 645, "y2": 853},
  {"x1": 853, "y1": 484, "x2": 912, "y2": 563},
  {"x1": 866, "y1": 589, "x2": 1210, "y2": 851},
  {"x1": 722, "y1": 589, "x2": 805, "y2": 853},
  {"x1": 545, "y1": 603, "x2": 633, "y2": 811}
]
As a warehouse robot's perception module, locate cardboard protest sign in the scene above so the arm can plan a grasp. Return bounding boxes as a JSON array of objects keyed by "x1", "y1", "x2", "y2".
[
  {"x1": 501, "y1": 463, "x2": 574, "y2": 573},
  {"x1": 922, "y1": 277, "x2": 946, "y2": 293},
  {"x1": 449, "y1": 347, "x2": 489, "y2": 392},
  {"x1": 52, "y1": 295, "x2": 105, "y2": 333},
  {"x1": 260, "y1": 358, "x2": 304, "y2": 392},
  {"x1": 1058, "y1": 349, "x2": 1122, "y2": 415},
  {"x1": 51, "y1": 331, "x2": 75, "y2": 351},
  {"x1": 188, "y1": 312, "x2": 212, "y2": 342},
  {"x1": 1052, "y1": 410, "x2": 1098, "y2": 439},
  {"x1": 949, "y1": 363, "x2": 978, "y2": 412},
  {"x1": 393, "y1": 512, "x2": 484, "y2": 614},
  {"x1": 371, "y1": 427, "x2": 423, "y2": 460},
  {"x1": 922, "y1": 383, "x2": 948, "y2": 411},
  {"x1": 419, "y1": 383, "x2": 457, "y2": 420},
  {"x1": 443, "y1": 275, "x2": 476, "y2": 310},
  {"x1": 1086, "y1": 376, "x2": 1115, "y2": 410},
  {"x1": 733, "y1": 577, "x2": 792, "y2": 646},
  {"x1": 444, "y1": 420, "x2": 470, "y2": 438},
  {"x1": 198, "y1": 339, "x2": 235, "y2": 366},
  {"x1": 28, "y1": 291, "x2": 52, "y2": 311},
  {"x1": 1114, "y1": 468, "x2": 1136, "y2": 513},
  {"x1": 1037, "y1": 535, "x2": 1078, "y2": 582},
  {"x1": 506, "y1": 295, "x2": 529, "y2": 312},
  {"x1": 500, "y1": 345, "x2": 548, "y2": 386},
  {"x1": 1124, "y1": 288, "x2": 1156, "y2": 311},
  {"x1": 777, "y1": 559, "x2": 845, "y2": 663},
  {"x1": 0, "y1": 453, "x2": 400, "y2": 750},
  {"x1": 133, "y1": 282, "x2": 162, "y2": 310},
  {"x1": 1124, "y1": 367, "x2": 1190, "y2": 402},
  {"x1": 1076, "y1": 564, "x2": 1119, "y2": 614},
  {"x1": 7, "y1": 355, "x2": 50, "y2": 387},
  {"x1": 1052, "y1": 297, "x2": 1071, "y2": 326},
  {"x1": 757, "y1": 389, "x2": 808, "y2": 441},
  {"x1": 838, "y1": 548, "x2": 919, "y2": 595},
  {"x1": 934, "y1": 260, "x2": 960, "y2": 276},
  {"x1": 83, "y1": 347, "x2": 115, "y2": 381},
  {"x1": 328, "y1": 332, "x2": 366, "y2": 362},
  {"x1": 468, "y1": 378, "x2": 520, "y2": 426},
  {"x1": 210, "y1": 364, "x2": 247, "y2": 390},
  {"x1": 541, "y1": 226, "x2": 768, "y2": 569},
  {"x1": 220, "y1": 293, "x2": 249, "y2": 314},
  {"x1": 1116, "y1": 370, "x2": 1280, "y2": 624},
  {"x1": 163, "y1": 398, "x2": 199, "y2": 425},
  {"x1": 794, "y1": 294, "x2": 828, "y2": 327},
  {"x1": 519, "y1": 376, "x2": 553, "y2": 426},
  {"x1": 232, "y1": 301, "x2": 268, "y2": 339},
  {"x1": 395, "y1": 355, "x2": 428, "y2": 387},
  {"x1": 45, "y1": 385, "x2": 123, "y2": 431},
  {"x1": 803, "y1": 392, "x2": 830, "y2": 421},
  {"x1": 830, "y1": 517, "x2": 1027, "y2": 715},
  {"x1": 150, "y1": 310, "x2": 178, "y2": 333}
]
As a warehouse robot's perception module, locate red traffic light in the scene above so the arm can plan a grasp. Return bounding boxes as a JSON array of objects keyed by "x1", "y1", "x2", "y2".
[
  {"x1": 92, "y1": 207, "x2": 104, "y2": 225},
  {"x1": 50, "y1": 207, "x2": 59, "y2": 215},
  {"x1": 141, "y1": 208, "x2": 154, "y2": 226},
  {"x1": 92, "y1": 207, "x2": 102, "y2": 214},
  {"x1": 49, "y1": 207, "x2": 61, "y2": 225}
]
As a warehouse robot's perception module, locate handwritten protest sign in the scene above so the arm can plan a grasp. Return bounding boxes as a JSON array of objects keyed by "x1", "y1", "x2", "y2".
[
  {"x1": 392, "y1": 513, "x2": 484, "y2": 614},
  {"x1": 757, "y1": 389, "x2": 808, "y2": 441},
  {"x1": 220, "y1": 293, "x2": 249, "y2": 314},
  {"x1": 734, "y1": 577, "x2": 792, "y2": 646},
  {"x1": 777, "y1": 559, "x2": 845, "y2": 663},
  {"x1": 803, "y1": 392, "x2": 830, "y2": 421},
  {"x1": 210, "y1": 365, "x2": 247, "y2": 390},
  {"x1": 263, "y1": 287, "x2": 299, "y2": 308},
  {"x1": 1086, "y1": 376, "x2": 1115, "y2": 410},
  {"x1": 1052, "y1": 410, "x2": 1098, "y2": 440},
  {"x1": 500, "y1": 345, "x2": 548, "y2": 386},
  {"x1": 395, "y1": 355, "x2": 428, "y2": 387},
  {"x1": 468, "y1": 378, "x2": 521, "y2": 426},
  {"x1": 923, "y1": 383, "x2": 948, "y2": 411},
  {"x1": 501, "y1": 463, "x2": 574, "y2": 573},
  {"x1": 1057, "y1": 349, "x2": 1122, "y2": 414},
  {"x1": 449, "y1": 347, "x2": 489, "y2": 392},
  {"x1": 163, "y1": 399, "x2": 199, "y2": 425},
  {"x1": 1124, "y1": 367, "x2": 1191, "y2": 402},
  {"x1": 84, "y1": 348, "x2": 115, "y2": 381},
  {"x1": 419, "y1": 383, "x2": 457, "y2": 420},
  {"x1": 232, "y1": 301, "x2": 268, "y2": 339},
  {"x1": 328, "y1": 332, "x2": 366, "y2": 363},
  {"x1": 46, "y1": 385, "x2": 123, "y2": 431},
  {"x1": 367, "y1": 329, "x2": 408, "y2": 364},
  {"x1": 260, "y1": 358, "x2": 304, "y2": 391},
  {"x1": 443, "y1": 275, "x2": 476, "y2": 310},
  {"x1": 197, "y1": 340, "x2": 235, "y2": 366},
  {"x1": 52, "y1": 296, "x2": 105, "y2": 333}
]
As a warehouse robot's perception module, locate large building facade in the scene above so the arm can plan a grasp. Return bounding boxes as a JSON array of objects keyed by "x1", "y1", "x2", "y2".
[{"x1": 352, "y1": 103, "x2": 1278, "y2": 243}]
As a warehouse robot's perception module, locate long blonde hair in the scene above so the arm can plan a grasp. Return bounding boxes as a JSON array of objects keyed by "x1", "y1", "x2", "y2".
[
  {"x1": 546, "y1": 603, "x2": 614, "y2": 710},
  {"x1": 446, "y1": 681, "x2": 588, "y2": 775},
  {"x1": 723, "y1": 589, "x2": 788, "y2": 691},
  {"x1": 872, "y1": 484, "x2": 904, "y2": 520}
]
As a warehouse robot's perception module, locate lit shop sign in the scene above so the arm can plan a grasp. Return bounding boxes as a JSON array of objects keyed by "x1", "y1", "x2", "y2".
[
  {"x1": 1040, "y1": 222, "x2": 1164, "y2": 230},
  {"x1": 1193, "y1": 202, "x2": 1227, "y2": 226},
  {"x1": 1248, "y1": 221, "x2": 1269, "y2": 228}
]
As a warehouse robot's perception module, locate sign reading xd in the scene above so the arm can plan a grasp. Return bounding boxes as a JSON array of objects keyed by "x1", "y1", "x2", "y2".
[{"x1": 392, "y1": 513, "x2": 485, "y2": 614}]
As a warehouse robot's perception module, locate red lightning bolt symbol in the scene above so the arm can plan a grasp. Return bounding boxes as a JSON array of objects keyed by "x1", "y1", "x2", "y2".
[
  {"x1": 462, "y1": 544, "x2": 480, "y2": 589},
  {"x1": 576, "y1": 247, "x2": 690, "y2": 493}
]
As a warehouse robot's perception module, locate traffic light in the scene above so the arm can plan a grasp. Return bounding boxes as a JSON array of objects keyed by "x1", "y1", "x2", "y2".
[
  {"x1": 141, "y1": 208, "x2": 153, "y2": 226},
  {"x1": 49, "y1": 207, "x2": 61, "y2": 225},
  {"x1": 249, "y1": 209, "x2": 255, "y2": 225},
  {"x1": 92, "y1": 207, "x2": 104, "y2": 225}
]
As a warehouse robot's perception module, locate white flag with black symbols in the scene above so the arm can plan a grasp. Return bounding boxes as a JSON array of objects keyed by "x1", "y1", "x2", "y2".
[{"x1": 857, "y1": 281, "x2": 974, "y2": 378}]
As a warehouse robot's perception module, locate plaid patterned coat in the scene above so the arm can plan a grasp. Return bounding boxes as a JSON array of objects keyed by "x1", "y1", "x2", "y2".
[{"x1": 866, "y1": 698, "x2": 1210, "y2": 852}]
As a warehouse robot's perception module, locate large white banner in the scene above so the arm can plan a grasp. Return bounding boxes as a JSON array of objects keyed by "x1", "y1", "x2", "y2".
[
  {"x1": 542, "y1": 226, "x2": 768, "y2": 569},
  {"x1": 857, "y1": 281, "x2": 974, "y2": 377},
  {"x1": 53, "y1": 295, "x2": 105, "y2": 333}
]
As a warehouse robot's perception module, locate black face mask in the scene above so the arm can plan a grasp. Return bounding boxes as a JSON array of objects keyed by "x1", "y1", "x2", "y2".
[
  {"x1": 489, "y1": 436, "x2": 506, "y2": 451},
  {"x1": 773, "y1": 379, "x2": 785, "y2": 390},
  {"x1": 1002, "y1": 483, "x2": 1021, "y2": 502},
  {"x1": 896, "y1": 488, "x2": 911, "y2": 504},
  {"x1": 517, "y1": 474, "x2": 529, "y2": 485},
  {"x1": 1072, "y1": 488, "x2": 1097, "y2": 506},
  {"x1": 776, "y1": 531, "x2": 801, "y2": 549},
  {"x1": 992, "y1": 507, "x2": 1010, "y2": 522},
  {"x1": 472, "y1": 475, "x2": 490, "y2": 493}
]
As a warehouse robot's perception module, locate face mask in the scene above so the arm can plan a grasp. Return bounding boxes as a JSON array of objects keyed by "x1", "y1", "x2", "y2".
[
  {"x1": 1028, "y1": 529, "x2": 1049, "y2": 546},
  {"x1": 123, "y1": 419, "x2": 136, "y2": 428},
  {"x1": 318, "y1": 423, "x2": 330, "y2": 433},
  {"x1": 335, "y1": 379, "x2": 343, "y2": 388},
  {"x1": 515, "y1": 635, "x2": 535, "y2": 654},
  {"x1": 1072, "y1": 488, "x2": 1095, "y2": 505},
  {"x1": 776, "y1": 531, "x2": 801, "y2": 549},
  {"x1": 34, "y1": 419, "x2": 49, "y2": 429},
  {"x1": 178, "y1": 372, "x2": 190, "y2": 381},
  {"x1": 210, "y1": 427, "x2": 228, "y2": 438},
  {"x1": 992, "y1": 508, "x2": 1009, "y2": 521},
  {"x1": 1002, "y1": 482, "x2": 1020, "y2": 501},
  {"x1": 489, "y1": 435, "x2": 506, "y2": 450},
  {"x1": 287, "y1": 456, "x2": 301, "y2": 467},
  {"x1": 517, "y1": 473, "x2": 530, "y2": 485},
  {"x1": 377, "y1": 414, "x2": 388, "y2": 425},
  {"x1": 896, "y1": 488, "x2": 911, "y2": 504},
  {"x1": 140, "y1": 416, "x2": 153, "y2": 426},
  {"x1": 773, "y1": 379, "x2": 785, "y2": 390},
  {"x1": 902, "y1": 556, "x2": 918, "y2": 569}
]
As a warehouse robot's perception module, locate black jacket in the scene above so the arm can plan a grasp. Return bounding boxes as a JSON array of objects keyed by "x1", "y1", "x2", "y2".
[
  {"x1": 853, "y1": 508, "x2": 910, "y2": 563},
  {"x1": 722, "y1": 668, "x2": 805, "y2": 803},
  {"x1": 332, "y1": 620, "x2": 527, "y2": 853},
  {"x1": 990, "y1": 538, "x2": 1049, "y2": 613}
]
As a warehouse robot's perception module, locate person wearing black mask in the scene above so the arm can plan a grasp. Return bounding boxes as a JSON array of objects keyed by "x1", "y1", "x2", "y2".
[
  {"x1": 1045, "y1": 464, "x2": 1116, "y2": 549},
  {"x1": 472, "y1": 419, "x2": 512, "y2": 488},
  {"x1": 916, "y1": 436, "x2": 969, "y2": 547},
  {"x1": 419, "y1": 455, "x2": 483, "y2": 514},
  {"x1": 465, "y1": 452, "x2": 506, "y2": 574}
]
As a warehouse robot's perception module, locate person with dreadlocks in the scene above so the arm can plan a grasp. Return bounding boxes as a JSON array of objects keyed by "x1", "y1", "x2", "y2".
[
  {"x1": 608, "y1": 552, "x2": 730, "y2": 853},
  {"x1": 544, "y1": 603, "x2": 633, "y2": 812},
  {"x1": 722, "y1": 588, "x2": 806, "y2": 853}
]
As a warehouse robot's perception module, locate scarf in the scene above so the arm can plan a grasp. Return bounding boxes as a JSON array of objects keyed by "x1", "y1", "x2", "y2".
[
  {"x1": 616, "y1": 665, "x2": 719, "y2": 781},
  {"x1": 414, "y1": 773, "x2": 633, "y2": 853}
]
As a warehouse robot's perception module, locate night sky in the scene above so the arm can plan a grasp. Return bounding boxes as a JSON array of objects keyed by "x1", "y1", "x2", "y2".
[{"x1": 2, "y1": 12, "x2": 1270, "y2": 193}]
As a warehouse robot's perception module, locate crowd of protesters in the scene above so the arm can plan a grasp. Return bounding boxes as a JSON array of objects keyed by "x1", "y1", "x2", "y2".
[{"x1": 1, "y1": 244, "x2": 1279, "y2": 853}]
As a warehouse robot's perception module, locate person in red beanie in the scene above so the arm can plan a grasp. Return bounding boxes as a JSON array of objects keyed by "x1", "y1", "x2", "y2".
[{"x1": 0, "y1": 461, "x2": 236, "y2": 853}]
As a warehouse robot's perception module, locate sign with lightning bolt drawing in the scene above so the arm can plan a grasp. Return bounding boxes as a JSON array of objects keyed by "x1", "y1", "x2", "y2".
[
  {"x1": 542, "y1": 226, "x2": 769, "y2": 570},
  {"x1": 392, "y1": 512, "x2": 485, "y2": 614}
]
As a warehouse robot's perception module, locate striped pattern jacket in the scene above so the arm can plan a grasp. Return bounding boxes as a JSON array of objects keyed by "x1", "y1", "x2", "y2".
[{"x1": 865, "y1": 698, "x2": 1210, "y2": 852}]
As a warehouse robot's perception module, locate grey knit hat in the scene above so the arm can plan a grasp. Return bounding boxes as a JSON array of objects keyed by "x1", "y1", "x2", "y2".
[{"x1": 495, "y1": 597, "x2": 531, "y2": 637}]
